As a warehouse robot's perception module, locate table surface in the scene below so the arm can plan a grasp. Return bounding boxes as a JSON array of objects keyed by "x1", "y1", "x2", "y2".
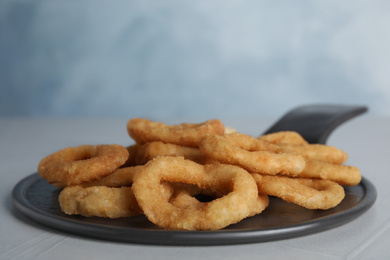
[{"x1": 1, "y1": 116, "x2": 389, "y2": 260}]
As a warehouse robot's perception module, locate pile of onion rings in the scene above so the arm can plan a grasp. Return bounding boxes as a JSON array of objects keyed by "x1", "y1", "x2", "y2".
[{"x1": 37, "y1": 118, "x2": 361, "y2": 230}]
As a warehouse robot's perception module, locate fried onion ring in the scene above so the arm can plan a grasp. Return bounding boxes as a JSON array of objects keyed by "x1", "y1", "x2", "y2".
[
  {"x1": 133, "y1": 141, "x2": 207, "y2": 165},
  {"x1": 252, "y1": 173, "x2": 345, "y2": 210},
  {"x1": 120, "y1": 144, "x2": 141, "y2": 167},
  {"x1": 224, "y1": 126, "x2": 238, "y2": 134},
  {"x1": 80, "y1": 166, "x2": 143, "y2": 187},
  {"x1": 38, "y1": 144, "x2": 129, "y2": 187},
  {"x1": 258, "y1": 131, "x2": 308, "y2": 145},
  {"x1": 127, "y1": 118, "x2": 225, "y2": 147},
  {"x1": 258, "y1": 132, "x2": 348, "y2": 164},
  {"x1": 284, "y1": 144, "x2": 348, "y2": 164},
  {"x1": 58, "y1": 182, "x2": 174, "y2": 218},
  {"x1": 297, "y1": 159, "x2": 362, "y2": 186},
  {"x1": 199, "y1": 133, "x2": 306, "y2": 177},
  {"x1": 59, "y1": 186, "x2": 143, "y2": 218},
  {"x1": 132, "y1": 156, "x2": 263, "y2": 230}
]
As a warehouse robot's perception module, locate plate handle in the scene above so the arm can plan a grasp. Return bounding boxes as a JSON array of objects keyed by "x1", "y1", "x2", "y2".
[{"x1": 263, "y1": 104, "x2": 368, "y2": 144}]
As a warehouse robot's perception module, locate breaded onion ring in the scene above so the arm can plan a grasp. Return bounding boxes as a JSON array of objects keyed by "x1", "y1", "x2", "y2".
[
  {"x1": 258, "y1": 131, "x2": 308, "y2": 145},
  {"x1": 121, "y1": 144, "x2": 141, "y2": 167},
  {"x1": 224, "y1": 126, "x2": 238, "y2": 134},
  {"x1": 199, "y1": 133, "x2": 306, "y2": 177},
  {"x1": 277, "y1": 143, "x2": 348, "y2": 164},
  {"x1": 127, "y1": 118, "x2": 225, "y2": 147},
  {"x1": 80, "y1": 166, "x2": 143, "y2": 187},
  {"x1": 58, "y1": 182, "x2": 174, "y2": 218},
  {"x1": 38, "y1": 144, "x2": 129, "y2": 187},
  {"x1": 297, "y1": 159, "x2": 362, "y2": 186},
  {"x1": 132, "y1": 156, "x2": 263, "y2": 230},
  {"x1": 59, "y1": 186, "x2": 143, "y2": 218},
  {"x1": 133, "y1": 141, "x2": 207, "y2": 165},
  {"x1": 258, "y1": 131, "x2": 348, "y2": 164},
  {"x1": 252, "y1": 174, "x2": 345, "y2": 210}
]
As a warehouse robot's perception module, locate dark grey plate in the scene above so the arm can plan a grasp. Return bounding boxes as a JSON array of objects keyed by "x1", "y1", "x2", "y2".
[{"x1": 12, "y1": 173, "x2": 376, "y2": 246}]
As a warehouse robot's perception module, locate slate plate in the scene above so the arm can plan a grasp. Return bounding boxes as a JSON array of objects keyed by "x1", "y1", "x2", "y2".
[{"x1": 12, "y1": 173, "x2": 376, "y2": 246}]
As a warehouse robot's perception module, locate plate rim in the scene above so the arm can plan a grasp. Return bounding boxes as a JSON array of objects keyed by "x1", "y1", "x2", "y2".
[{"x1": 12, "y1": 173, "x2": 377, "y2": 246}]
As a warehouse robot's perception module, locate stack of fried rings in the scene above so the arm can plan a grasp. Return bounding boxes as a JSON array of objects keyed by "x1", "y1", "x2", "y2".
[{"x1": 37, "y1": 118, "x2": 362, "y2": 230}]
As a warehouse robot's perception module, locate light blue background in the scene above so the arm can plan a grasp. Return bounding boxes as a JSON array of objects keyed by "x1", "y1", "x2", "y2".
[{"x1": 1, "y1": 0, "x2": 389, "y2": 119}]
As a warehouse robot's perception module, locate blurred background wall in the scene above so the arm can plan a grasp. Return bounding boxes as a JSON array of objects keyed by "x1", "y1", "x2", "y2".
[{"x1": 1, "y1": 0, "x2": 389, "y2": 120}]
